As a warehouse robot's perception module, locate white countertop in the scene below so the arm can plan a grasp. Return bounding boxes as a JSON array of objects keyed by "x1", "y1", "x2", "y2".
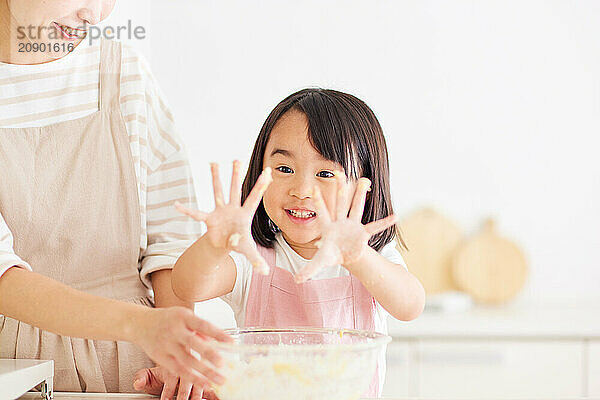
[
  {"x1": 1, "y1": 359, "x2": 53, "y2": 400},
  {"x1": 19, "y1": 394, "x2": 155, "y2": 399},
  {"x1": 17, "y1": 394, "x2": 591, "y2": 400},
  {"x1": 387, "y1": 298, "x2": 600, "y2": 338},
  {"x1": 18, "y1": 394, "x2": 406, "y2": 400}
]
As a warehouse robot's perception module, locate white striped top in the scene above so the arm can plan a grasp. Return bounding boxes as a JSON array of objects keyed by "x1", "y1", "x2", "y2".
[{"x1": 0, "y1": 39, "x2": 202, "y2": 289}]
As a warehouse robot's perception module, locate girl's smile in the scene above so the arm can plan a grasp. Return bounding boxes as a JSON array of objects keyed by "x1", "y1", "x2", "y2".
[{"x1": 285, "y1": 207, "x2": 317, "y2": 224}]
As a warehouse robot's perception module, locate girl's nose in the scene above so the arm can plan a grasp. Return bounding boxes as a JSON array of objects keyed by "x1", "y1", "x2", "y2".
[{"x1": 288, "y1": 176, "x2": 313, "y2": 199}]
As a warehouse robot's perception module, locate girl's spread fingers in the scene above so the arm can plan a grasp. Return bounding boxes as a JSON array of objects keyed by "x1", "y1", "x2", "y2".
[
  {"x1": 365, "y1": 214, "x2": 399, "y2": 236},
  {"x1": 227, "y1": 233, "x2": 241, "y2": 248},
  {"x1": 243, "y1": 167, "x2": 272, "y2": 212},
  {"x1": 210, "y1": 163, "x2": 226, "y2": 208},
  {"x1": 176, "y1": 380, "x2": 193, "y2": 400},
  {"x1": 229, "y1": 160, "x2": 242, "y2": 206},
  {"x1": 348, "y1": 178, "x2": 371, "y2": 221},
  {"x1": 295, "y1": 242, "x2": 340, "y2": 283},
  {"x1": 312, "y1": 186, "x2": 331, "y2": 226},
  {"x1": 333, "y1": 171, "x2": 346, "y2": 221},
  {"x1": 295, "y1": 253, "x2": 327, "y2": 283},
  {"x1": 175, "y1": 202, "x2": 208, "y2": 222},
  {"x1": 238, "y1": 239, "x2": 269, "y2": 275},
  {"x1": 251, "y1": 257, "x2": 269, "y2": 275}
]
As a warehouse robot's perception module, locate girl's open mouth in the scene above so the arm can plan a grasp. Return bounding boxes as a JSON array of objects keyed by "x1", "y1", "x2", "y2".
[
  {"x1": 53, "y1": 22, "x2": 86, "y2": 41},
  {"x1": 286, "y1": 209, "x2": 317, "y2": 224}
]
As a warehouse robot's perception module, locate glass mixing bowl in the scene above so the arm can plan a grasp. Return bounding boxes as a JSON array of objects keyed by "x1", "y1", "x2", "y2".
[{"x1": 208, "y1": 327, "x2": 391, "y2": 400}]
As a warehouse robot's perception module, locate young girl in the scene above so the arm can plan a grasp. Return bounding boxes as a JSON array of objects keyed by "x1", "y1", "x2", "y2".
[{"x1": 172, "y1": 88, "x2": 426, "y2": 397}]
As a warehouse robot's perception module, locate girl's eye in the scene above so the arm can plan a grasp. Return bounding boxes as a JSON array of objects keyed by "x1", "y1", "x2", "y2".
[
  {"x1": 317, "y1": 171, "x2": 335, "y2": 178},
  {"x1": 276, "y1": 166, "x2": 293, "y2": 174}
]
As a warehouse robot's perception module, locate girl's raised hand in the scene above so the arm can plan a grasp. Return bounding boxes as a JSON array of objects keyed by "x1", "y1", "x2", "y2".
[
  {"x1": 295, "y1": 173, "x2": 398, "y2": 283},
  {"x1": 175, "y1": 161, "x2": 272, "y2": 274}
]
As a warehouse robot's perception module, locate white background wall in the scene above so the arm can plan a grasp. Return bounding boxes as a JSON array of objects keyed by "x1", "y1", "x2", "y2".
[{"x1": 104, "y1": 1, "x2": 600, "y2": 326}]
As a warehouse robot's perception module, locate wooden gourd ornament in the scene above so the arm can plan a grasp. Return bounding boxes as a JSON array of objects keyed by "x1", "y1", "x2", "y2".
[
  {"x1": 451, "y1": 219, "x2": 527, "y2": 304},
  {"x1": 397, "y1": 208, "x2": 462, "y2": 294}
]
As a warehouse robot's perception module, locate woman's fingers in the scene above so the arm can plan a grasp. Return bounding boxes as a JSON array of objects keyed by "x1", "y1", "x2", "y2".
[
  {"x1": 191, "y1": 386, "x2": 205, "y2": 400},
  {"x1": 190, "y1": 386, "x2": 204, "y2": 400},
  {"x1": 176, "y1": 380, "x2": 193, "y2": 400},
  {"x1": 201, "y1": 388, "x2": 219, "y2": 400},
  {"x1": 210, "y1": 163, "x2": 226, "y2": 208},
  {"x1": 175, "y1": 349, "x2": 225, "y2": 386},
  {"x1": 365, "y1": 213, "x2": 398, "y2": 236},
  {"x1": 160, "y1": 374, "x2": 178, "y2": 400},
  {"x1": 158, "y1": 356, "x2": 203, "y2": 388},
  {"x1": 184, "y1": 332, "x2": 224, "y2": 368},
  {"x1": 348, "y1": 178, "x2": 371, "y2": 221},
  {"x1": 175, "y1": 202, "x2": 208, "y2": 222},
  {"x1": 184, "y1": 313, "x2": 233, "y2": 344},
  {"x1": 229, "y1": 160, "x2": 242, "y2": 207},
  {"x1": 165, "y1": 336, "x2": 223, "y2": 388},
  {"x1": 132, "y1": 367, "x2": 162, "y2": 394},
  {"x1": 312, "y1": 186, "x2": 331, "y2": 226},
  {"x1": 242, "y1": 167, "x2": 272, "y2": 212},
  {"x1": 173, "y1": 364, "x2": 210, "y2": 390}
]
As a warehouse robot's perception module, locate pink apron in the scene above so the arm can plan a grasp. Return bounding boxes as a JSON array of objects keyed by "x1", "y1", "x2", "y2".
[{"x1": 245, "y1": 246, "x2": 381, "y2": 397}]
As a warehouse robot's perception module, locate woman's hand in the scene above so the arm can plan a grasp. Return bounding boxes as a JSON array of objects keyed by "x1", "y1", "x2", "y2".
[
  {"x1": 133, "y1": 365, "x2": 203, "y2": 400},
  {"x1": 295, "y1": 173, "x2": 398, "y2": 283},
  {"x1": 132, "y1": 306, "x2": 232, "y2": 390},
  {"x1": 175, "y1": 161, "x2": 272, "y2": 274}
]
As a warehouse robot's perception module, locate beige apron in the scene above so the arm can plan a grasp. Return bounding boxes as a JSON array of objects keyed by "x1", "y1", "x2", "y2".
[{"x1": 0, "y1": 38, "x2": 154, "y2": 392}]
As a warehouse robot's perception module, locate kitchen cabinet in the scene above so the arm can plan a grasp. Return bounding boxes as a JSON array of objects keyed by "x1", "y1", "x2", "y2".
[
  {"x1": 382, "y1": 341, "x2": 412, "y2": 398},
  {"x1": 381, "y1": 301, "x2": 600, "y2": 399},
  {"x1": 383, "y1": 338, "x2": 588, "y2": 399},
  {"x1": 415, "y1": 340, "x2": 582, "y2": 398},
  {"x1": 588, "y1": 340, "x2": 600, "y2": 397}
]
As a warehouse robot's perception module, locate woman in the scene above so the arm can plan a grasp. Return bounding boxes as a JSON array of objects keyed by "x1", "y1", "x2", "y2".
[{"x1": 0, "y1": 1, "x2": 224, "y2": 398}]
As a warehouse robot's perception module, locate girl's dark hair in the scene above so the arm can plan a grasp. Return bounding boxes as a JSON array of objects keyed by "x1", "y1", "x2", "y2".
[{"x1": 241, "y1": 88, "x2": 406, "y2": 251}]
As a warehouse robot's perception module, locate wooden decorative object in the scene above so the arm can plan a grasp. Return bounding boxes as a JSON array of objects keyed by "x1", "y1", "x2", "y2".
[
  {"x1": 451, "y1": 219, "x2": 527, "y2": 304},
  {"x1": 397, "y1": 208, "x2": 463, "y2": 294}
]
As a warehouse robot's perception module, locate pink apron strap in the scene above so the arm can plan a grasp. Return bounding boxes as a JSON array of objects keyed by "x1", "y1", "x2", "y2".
[
  {"x1": 245, "y1": 245, "x2": 276, "y2": 327},
  {"x1": 257, "y1": 245, "x2": 276, "y2": 267}
]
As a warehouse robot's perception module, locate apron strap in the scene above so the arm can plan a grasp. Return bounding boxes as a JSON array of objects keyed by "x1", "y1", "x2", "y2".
[
  {"x1": 257, "y1": 245, "x2": 276, "y2": 267},
  {"x1": 98, "y1": 38, "x2": 123, "y2": 110}
]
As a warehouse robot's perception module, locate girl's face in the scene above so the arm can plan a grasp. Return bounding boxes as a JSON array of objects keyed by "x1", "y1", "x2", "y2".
[
  {"x1": 262, "y1": 110, "x2": 358, "y2": 256},
  {"x1": 6, "y1": 0, "x2": 115, "y2": 56}
]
